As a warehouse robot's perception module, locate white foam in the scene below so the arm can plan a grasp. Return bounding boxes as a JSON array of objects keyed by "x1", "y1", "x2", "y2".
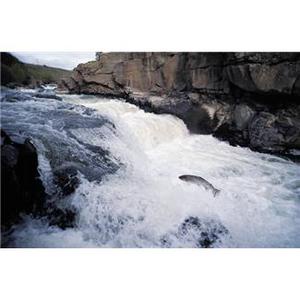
[{"x1": 10, "y1": 95, "x2": 300, "y2": 247}]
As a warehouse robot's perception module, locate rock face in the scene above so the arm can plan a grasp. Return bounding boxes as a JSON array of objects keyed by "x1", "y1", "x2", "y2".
[
  {"x1": 63, "y1": 52, "x2": 300, "y2": 155},
  {"x1": 1, "y1": 130, "x2": 46, "y2": 230}
]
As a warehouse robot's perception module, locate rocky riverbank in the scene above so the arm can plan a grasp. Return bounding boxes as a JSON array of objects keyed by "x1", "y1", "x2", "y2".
[{"x1": 62, "y1": 52, "x2": 300, "y2": 156}]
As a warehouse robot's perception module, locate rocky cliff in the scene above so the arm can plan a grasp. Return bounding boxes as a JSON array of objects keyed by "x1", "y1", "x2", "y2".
[{"x1": 63, "y1": 52, "x2": 300, "y2": 156}]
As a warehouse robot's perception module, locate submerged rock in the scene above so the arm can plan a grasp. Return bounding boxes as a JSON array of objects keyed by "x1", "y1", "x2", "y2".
[
  {"x1": 161, "y1": 216, "x2": 229, "y2": 248},
  {"x1": 34, "y1": 92, "x2": 62, "y2": 101},
  {"x1": 53, "y1": 166, "x2": 80, "y2": 196},
  {"x1": 178, "y1": 217, "x2": 229, "y2": 248}
]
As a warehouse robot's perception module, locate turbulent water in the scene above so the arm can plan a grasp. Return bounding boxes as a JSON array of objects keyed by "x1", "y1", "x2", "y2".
[{"x1": 1, "y1": 88, "x2": 300, "y2": 247}]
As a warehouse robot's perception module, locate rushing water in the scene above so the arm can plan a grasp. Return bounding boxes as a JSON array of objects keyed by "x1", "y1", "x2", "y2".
[{"x1": 1, "y1": 88, "x2": 300, "y2": 247}]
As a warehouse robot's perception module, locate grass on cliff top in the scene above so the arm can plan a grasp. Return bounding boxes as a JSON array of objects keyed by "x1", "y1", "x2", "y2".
[
  {"x1": 1, "y1": 52, "x2": 71, "y2": 86},
  {"x1": 26, "y1": 63, "x2": 71, "y2": 82}
]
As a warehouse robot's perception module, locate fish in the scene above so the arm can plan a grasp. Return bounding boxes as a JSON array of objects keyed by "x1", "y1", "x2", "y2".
[{"x1": 179, "y1": 174, "x2": 221, "y2": 197}]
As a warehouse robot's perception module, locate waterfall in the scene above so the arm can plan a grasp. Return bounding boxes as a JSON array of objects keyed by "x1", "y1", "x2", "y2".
[{"x1": 2, "y1": 89, "x2": 300, "y2": 247}]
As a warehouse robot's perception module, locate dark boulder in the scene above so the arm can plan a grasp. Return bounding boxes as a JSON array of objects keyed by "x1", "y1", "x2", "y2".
[
  {"x1": 1, "y1": 130, "x2": 46, "y2": 230},
  {"x1": 47, "y1": 207, "x2": 77, "y2": 229},
  {"x1": 161, "y1": 216, "x2": 229, "y2": 248},
  {"x1": 178, "y1": 216, "x2": 229, "y2": 248},
  {"x1": 248, "y1": 112, "x2": 300, "y2": 153},
  {"x1": 233, "y1": 104, "x2": 255, "y2": 130},
  {"x1": 53, "y1": 166, "x2": 80, "y2": 197},
  {"x1": 1, "y1": 130, "x2": 78, "y2": 237}
]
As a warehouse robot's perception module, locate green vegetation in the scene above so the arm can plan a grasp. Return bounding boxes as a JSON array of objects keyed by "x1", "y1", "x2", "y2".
[{"x1": 1, "y1": 52, "x2": 71, "y2": 87}]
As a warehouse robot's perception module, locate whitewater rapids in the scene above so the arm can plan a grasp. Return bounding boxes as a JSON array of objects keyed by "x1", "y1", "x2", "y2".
[{"x1": 2, "y1": 90, "x2": 300, "y2": 247}]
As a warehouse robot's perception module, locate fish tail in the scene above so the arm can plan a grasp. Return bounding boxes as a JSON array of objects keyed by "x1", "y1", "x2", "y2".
[{"x1": 213, "y1": 189, "x2": 221, "y2": 197}]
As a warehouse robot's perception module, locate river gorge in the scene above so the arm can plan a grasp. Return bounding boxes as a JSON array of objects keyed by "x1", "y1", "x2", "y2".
[{"x1": 1, "y1": 87, "x2": 300, "y2": 247}]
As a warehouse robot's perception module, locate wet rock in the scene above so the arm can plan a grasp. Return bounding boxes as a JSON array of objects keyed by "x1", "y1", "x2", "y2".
[
  {"x1": 248, "y1": 112, "x2": 300, "y2": 153},
  {"x1": 178, "y1": 216, "x2": 229, "y2": 248},
  {"x1": 34, "y1": 92, "x2": 62, "y2": 101},
  {"x1": 48, "y1": 207, "x2": 77, "y2": 229},
  {"x1": 1, "y1": 130, "x2": 46, "y2": 229},
  {"x1": 53, "y1": 166, "x2": 80, "y2": 196},
  {"x1": 161, "y1": 216, "x2": 229, "y2": 248},
  {"x1": 249, "y1": 112, "x2": 281, "y2": 151},
  {"x1": 233, "y1": 104, "x2": 255, "y2": 130},
  {"x1": 214, "y1": 122, "x2": 250, "y2": 148}
]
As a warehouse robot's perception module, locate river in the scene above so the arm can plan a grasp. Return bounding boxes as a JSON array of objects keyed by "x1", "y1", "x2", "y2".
[{"x1": 1, "y1": 88, "x2": 300, "y2": 247}]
